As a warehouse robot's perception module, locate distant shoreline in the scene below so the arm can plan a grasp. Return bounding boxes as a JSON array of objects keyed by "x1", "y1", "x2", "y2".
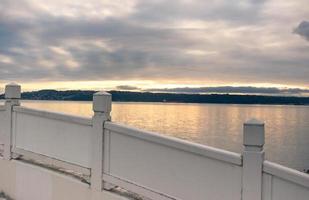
[{"x1": 1, "y1": 90, "x2": 309, "y2": 105}]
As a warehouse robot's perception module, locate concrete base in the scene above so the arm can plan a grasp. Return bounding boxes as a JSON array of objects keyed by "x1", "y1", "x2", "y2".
[{"x1": 0, "y1": 158, "x2": 129, "y2": 200}]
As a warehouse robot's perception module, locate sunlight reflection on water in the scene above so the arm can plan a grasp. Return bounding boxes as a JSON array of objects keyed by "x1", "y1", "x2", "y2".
[{"x1": 21, "y1": 100, "x2": 309, "y2": 171}]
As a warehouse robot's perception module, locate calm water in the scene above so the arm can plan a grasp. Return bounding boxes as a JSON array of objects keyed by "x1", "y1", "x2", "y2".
[{"x1": 19, "y1": 100, "x2": 309, "y2": 171}]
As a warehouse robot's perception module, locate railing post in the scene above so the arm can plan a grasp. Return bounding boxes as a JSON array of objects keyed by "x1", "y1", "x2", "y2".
[
  {"x1": 242, "y1": 119, "x2": 265, "y2": 200},
  {"x1": 3, "y1": 83, "x2": 21, "y2": 160},
  {"x1": 91, "y1": 91, "x2": 112, "y2": 198}
]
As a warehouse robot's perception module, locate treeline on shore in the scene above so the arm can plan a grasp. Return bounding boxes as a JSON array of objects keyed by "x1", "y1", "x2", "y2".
[{"x1": 0, "y1": 90, "x2": 309, "y2": 105}]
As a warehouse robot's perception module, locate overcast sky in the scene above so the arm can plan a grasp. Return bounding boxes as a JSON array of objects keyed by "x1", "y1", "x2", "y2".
[{"x1": 0, "y1": 0, "x2": 308, "y2": 92}]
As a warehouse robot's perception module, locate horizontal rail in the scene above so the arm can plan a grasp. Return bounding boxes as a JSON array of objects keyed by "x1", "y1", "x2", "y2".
[
  {"x1": 263, "y1": 161, "x2": 309, "y2": 187},
  {"x1": 12, "y1": 147, "x2": 91, "y2": 176},
  {"x1": 13, "y1": 106, "x2": 92, "y2": 126},
  {"x1": 0, "y1": 105, "x2": 5, "y2": 111},
  {"x1": 103, "y1": 174, "x2": 177, "y2": 200},
  {"x1": 105, "y1": 122, "x2": 242, "y2": 165},
  {"x1": 0, "y1": 144, "x2": 3, "y2": 157}
]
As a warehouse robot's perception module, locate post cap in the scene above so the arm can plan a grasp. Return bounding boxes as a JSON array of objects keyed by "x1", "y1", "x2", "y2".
[
  {"x1": 244, "y1": 118, "x2": 264, "y2": 126},
  {"x1": 243, "y1": 118, "x2": 265, "y2": 148},
  {"x1": 93, "y1": 91, "x2": 112, "y2": 113},
  {"x1": 5, "y1": 83, "x2": 21, "y2": 99}
]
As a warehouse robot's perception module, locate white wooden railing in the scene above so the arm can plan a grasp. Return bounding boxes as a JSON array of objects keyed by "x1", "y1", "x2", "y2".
[{"x1": 0, "y1": 83, "x2": 308, "y2": 200}]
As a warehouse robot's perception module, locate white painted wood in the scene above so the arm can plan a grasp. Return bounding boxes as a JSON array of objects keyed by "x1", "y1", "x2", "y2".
[
  {"x1": 105, "y1": 129, "x2": 242, "y2": 200},
  {"x1": 4, "y1": 101, "x2": 20, "y2": 159},
  {"x1": 1, "y1": 84, "x2": 309, "y2": 200},
  {"x1": 0, "y1": 144, "x2": 4, "y2": 157},
  {"x1": 13, "y1": 106, "x2": 92, "y2": 126},
  {"x1": 263, "y1": 161, "x2": 309, "y2": 187},
  {"x1": 5, "y1": 83, "x2": 21, "y2": 99},
  {"x1": 91, "y1": 91, "x2": 112, "y2": 197},
  {"x1": 262, "y1": 173, "x2": 273, "y2": 200},
  {"x1": 242, "y1": 119, "x2": 265, "y2": 200},
  {"x1": 91, "y1": 112, "x2": 106, "y2": 191},
  {"x1": 0, "y1": 109, "x2": 5, "y2": 145},
  {"x1": 103, "y1": 174, "x2": 175, "y2": 200},
  {"x1": 103, "y1": 129, "x2": 116, "y2": 190},
  {"x1": 3, "y1": 83, "x2": 21, "y2": 160},
  {"x1": 243, "y1": 119, "x2": 265, "y2": 149},
  {"x1": 103, "y1": 130, "x2": 111, "y2": 176},
  {"x1": 271, "y1": 176, "x2": 309, "y2": 200},
  {"x1": 93, "y1": 91, "x2": 112, "y2": 113},
  {"x1": 105, "y1": 122, "x2": 242, "y2": 165},
  {"x1": 13, "y1": 110, "x2": 92, "y2": 167},
  {"x1": 0, "y1": 107, "x2": 5, "y2": 147}
]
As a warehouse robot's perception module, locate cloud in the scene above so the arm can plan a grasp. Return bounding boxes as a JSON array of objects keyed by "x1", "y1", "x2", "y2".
[
  {"x1": 116, "y1": 85, "x2": 140, "y2": 90},
  {"x1": 294, "y1": 21, "x2": 309, "y2": 41},
  {"x1": 0, "y1": 0, "x2": 308, "y2": 89},
  {"x1": 131, "y1": 0, "x2": 267, "y2": 25},
  {"x1": 146, "y1": 86, "x2": 309, "y2": 96}
]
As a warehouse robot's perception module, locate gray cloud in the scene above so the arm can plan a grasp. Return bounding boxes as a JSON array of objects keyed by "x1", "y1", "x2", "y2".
[
  {"x1": 116, "y1": 85, "x2": 140, "y2": 90},
  {"x1": 294, "y1": 21, "x2": 309, "y2": 41},
  {"x1": 0, "y1": 0, "x2": 308, "y2": 89},
  {"x1": 131, "y1": 0, "x2": 266, "y2": 24}
]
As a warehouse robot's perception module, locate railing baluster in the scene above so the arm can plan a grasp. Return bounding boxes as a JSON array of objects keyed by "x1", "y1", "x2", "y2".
[
  {"x1": 3, "y1": 83, "x2": 21, "y2": 160},
  {"x1": 242, "y1": 119, "x2": 265, "y2": 200},
  {"x1": 91, "y1": 91, "x2": 112, "y2": 199}
]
